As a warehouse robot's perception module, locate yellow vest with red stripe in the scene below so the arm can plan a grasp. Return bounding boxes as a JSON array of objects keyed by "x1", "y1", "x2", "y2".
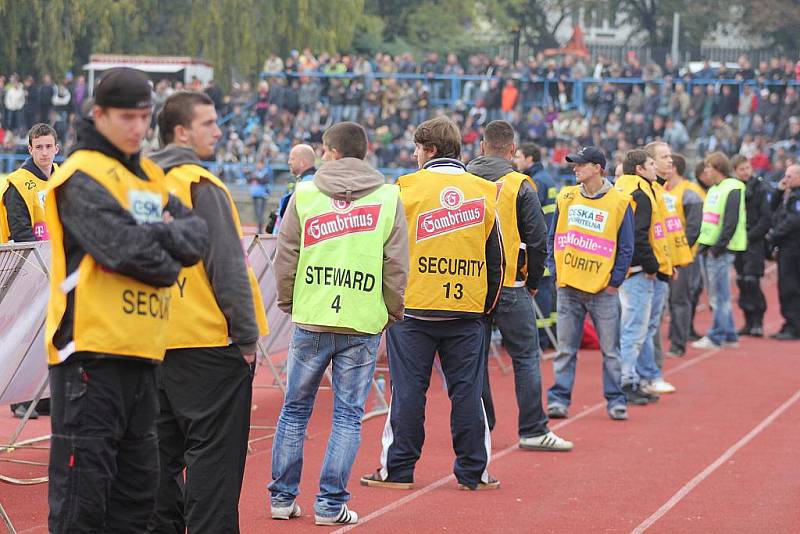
[
  {"x1": 615, "y1": 175, "x2": 672, "y2": 277},
  {"x1": 553, "y1": 185, "x2": 631, "y2": 293},
  {"x1": 398, "y1": 168, "x2": 499, "y2": 314},
  {"x1": 163, "y1": 164, "x2": 268, "y2": 349},
  {"x1": 0, "y1": 164, "x2": 58, "y2": 242},
  {"x1": 45, "y1": 151, "x2": 172, "y2": 365},
  {"x1": 653, "y1": 181, "x2": 692, "y2": 267},
  {"x1": 496, "y1": 171, "x2": 531, "y2": 288}
]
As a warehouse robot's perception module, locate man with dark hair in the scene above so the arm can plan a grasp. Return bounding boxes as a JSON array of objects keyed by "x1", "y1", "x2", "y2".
[
  {"x1": 664, "y1": 153, "x2": 705, "y2": 357},
  {"x1": 1, "y1": 123, "x2": 59, "y2": 243},
  {"x1": 767, "y1": 164, "x2": 800, "y2": 339},
  {"x1": 468, "y1": 121, "x2": 572, "y2": 451},
  {"x1": 693, "y1": 151, "x2": 747, "y2": 349},
  {"x1": 147, "y1": 91, "x2": 269, "y2": 533},
  {"x1": 615, "y1": 149, "x2": 672, "y2": 404},
  {"x1": 271, "y1": 121, "x2": 408, "y2": 525},
  {"x1": 362, "y1": 117, "x2": 504, "y2": 491},
  {"x1": 547, "y1": 146, "x2": 634, "y2": 421},
  {"x1": 44, "y1": 68, "x2": 207, "y2": 534},
  {"x1": 1, "y1": 123, "x2": 59, "y2": 418},
  {"x1": 731, "y1": 154, "x2": 772, "y2": 336},
  {"x1": 515, "y1": 142, "x2": 559, "y2": 348}
]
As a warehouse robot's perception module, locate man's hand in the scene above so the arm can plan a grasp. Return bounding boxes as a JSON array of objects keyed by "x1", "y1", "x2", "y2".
[
  {"x1": 242, "y1": 352, "x2": 256, "y2": 364},
  {"x1": 527, "y1": 288, "x2": 538, "y2": 297},
  {"x1": 645, "y1": 272, "x2": 656, "y2": 280},
  {"x1": 605, "y1": 286, "x2": 619, "y2": 295},
  {"x1": 162, "y1": 210, "x2": 174, "y2": 223}
]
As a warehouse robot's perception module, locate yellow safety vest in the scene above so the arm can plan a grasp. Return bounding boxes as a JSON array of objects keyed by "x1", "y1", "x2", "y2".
[
  {"x1": 45, "y1": 151, "x2": 172, "y2": 365},
  {"x1": 615, "y1": 175, "x2": 672, "y2": 277},
  {"x1": 553, "y1": 185, "x2": 631, "y2": 293},
  {"x1": 654, "y1": 181, "x2": 692, "y2": 267},
  {"x1": 0, "y1": 164, "x2": 57, "y2": 242},
  {"x1": 164, "y1": 164, "x2": 269, "y2": 349},
  {"x1": 399, "y1": 168, "x2": 499, "y2": 314},
  {"x1": 666, "y1": 179, "x2": 705, "y2": 258},
  {"x1": 496, "y1": 171, "x2": 530, "y2": 288}
]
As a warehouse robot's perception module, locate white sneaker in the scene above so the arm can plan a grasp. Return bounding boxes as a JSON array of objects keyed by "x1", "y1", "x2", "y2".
[
  {"x1": 691, "y1": 336, "x2": 721, "y2": 349},
  {"x1": 519, "y1": 431, "x2": 574, "y2": 451},
  {"x1": 644, "y1": 378, "x2": 676, "y2": 394},
  {"x1": 271, "y1": 500, "x2": 301, "y2": 520},
  {"x1": 315, "y1": 505, "x2": 358, "y2": 525}
]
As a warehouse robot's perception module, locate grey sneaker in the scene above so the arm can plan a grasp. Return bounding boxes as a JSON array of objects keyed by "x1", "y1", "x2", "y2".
[
  {"x1": 271, "y1": 500, "x2": 301, "y2": 520},
  {"x1": 609, "y1": 405, "x2": 628, "y2": 420},
  {"x1": 547, "y1": 404, "x2": 568, "y2": 419},
  {"x1": 519, "y1": 431, "x2": 573, "y2": 451}
]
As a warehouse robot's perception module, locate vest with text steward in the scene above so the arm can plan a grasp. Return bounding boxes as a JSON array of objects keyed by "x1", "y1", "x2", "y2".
[
  {"x1": 45, "y1": 151, "x2": 172, "y2": 365},
  {"x1": 291, "y1": 181, "x2": 398, "y2": 334},
  {"x1": 697, "y1": 178, "x2": 747, "y2": 252},
  {"x1": 164, "y1": 164, "x2": 269, "y2": 349}
]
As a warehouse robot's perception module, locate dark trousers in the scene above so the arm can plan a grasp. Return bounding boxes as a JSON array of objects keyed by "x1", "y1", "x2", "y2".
[
  {"x1": 777, "y1": 247, "x2": 800, "y2": 334},
  {"x1": 690, "y1": 255, "x2": 706, "y2": 334},
  {"x1": 147, "y1": 345, "x2": 254, "y2": 534},
  {"x1": 384, "y1": 317, "x2": 489, "y2": 488},
  {"x1": 669, "y1": 261, "x2": 701, "y2": 352},
  {"x1": 481, "y1": 287, "x2": 549, "y2": 438},
  {"x1": 48, "y1": 357, "x2": 159, "y2": 534},
  {"x1": 735, "y1": 247, "x2": 767, "y2": 326}
]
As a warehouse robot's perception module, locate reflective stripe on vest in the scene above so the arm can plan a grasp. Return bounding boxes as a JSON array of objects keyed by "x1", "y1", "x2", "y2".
[
  {"x1": 615, "y1": 175, "x2": 672, "y2": 277},
  {"x1": 399, "y1": 168, "x2": 498, "y2": 314},
  {"x1": 164, "y1": 164, "x2": 269, "y2": 349},
  {"x1": 45, "y1": 151, "x2": 171, "y2": 364},
  {"x1": 697, "y1": 178, "x2": 747, "y2": 251},
  {"x1": 292, "y1": 181, "x2": 398, "y2": 334},
  {"x1": 553, "y1": 185, "x2": 630, "y2": 293}
]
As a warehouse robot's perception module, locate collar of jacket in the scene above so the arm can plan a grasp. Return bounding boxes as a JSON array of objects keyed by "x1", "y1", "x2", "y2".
[
  {"x1": 73, "y1": 118, "x2": 148, "y2": 180},
  {"x1": 524, "y1": 162, "x2": 544, "y2": 176},
  {"x1": 21, "y1": 157, "x2": 53, "y2": 181},
  {"x1": 422, "y1": 158, "x2": 466, "y2": 172}
]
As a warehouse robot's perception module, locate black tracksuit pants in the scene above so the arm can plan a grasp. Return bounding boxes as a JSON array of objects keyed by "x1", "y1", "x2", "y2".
[
  {"x1": 735, "y1": 245, "x2": 767, "y2": 326},
  {"x1": 48, "y1": 356, "x2": 159, "y2": 534},
  {"x1": 777, "y1": 247, "x2": 800, "y2": 334},
  {"x1": 382, "y1": 317, "x2": 490, "y2": 488},
  {"x1": 147, "y1": 345, "x2": 254, "y2": 534}
]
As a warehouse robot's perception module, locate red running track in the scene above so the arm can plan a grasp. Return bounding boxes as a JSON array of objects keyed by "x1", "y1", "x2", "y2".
[{"x1": 1, "y1": 277, "x2": 798, "y2": 533}]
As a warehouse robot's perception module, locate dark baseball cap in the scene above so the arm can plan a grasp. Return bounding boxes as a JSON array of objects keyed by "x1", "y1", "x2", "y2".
[
  {"x1": 94, "y1": 67, "x2": 153, "y2": 109},
  {"x1": 566, "y1": 146, "x2": 606, "y2": 168}
]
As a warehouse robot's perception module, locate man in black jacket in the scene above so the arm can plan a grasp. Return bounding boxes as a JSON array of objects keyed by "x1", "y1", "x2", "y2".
[
  {"x1": 46, "y1": 68, "x2": 208, "y2": 534},
  {"x1": 468, "y1": 121, "x2": 573, "y2": 452},
  {"x1": 767, "y1": 164, "x2": 800, "y2": 340},
  {"x1": 731, "y1": 155, "x2": 772, "y2": 336}
]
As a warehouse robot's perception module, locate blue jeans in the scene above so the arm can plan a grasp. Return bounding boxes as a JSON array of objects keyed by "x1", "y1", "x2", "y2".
[
  {"x1": 638, "y1": 280, "x2": 668, "y2": 381},
  {"x1": 547, "y1": 286, "x2": 626, "y2": 411},
  {"x1": 619, "y1": 273, "x2": 655, "y2": 387},
  {"x1": 269, "y1": 327, "x2": 380, "y2": 517},
  {"x1": 704, "y1": 253, "x2": 737, "y2": 345}
]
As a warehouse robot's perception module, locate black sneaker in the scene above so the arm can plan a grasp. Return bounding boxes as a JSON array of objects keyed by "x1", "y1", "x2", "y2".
[
  {"x1": 688, "y1": 330, "x2": 702, "y2": 342},
  {"x1": 622, "y1": 384, "x2": 658, "y2": 405},
  {"x1": 547, "y1": 404, "x2": 568, "y2": 419},
  {"x1": 737, "y1": 325, "x2": 753, "y2": 336},
  {"x1": 771, "y1": 331, "x2": 800, "y2": 341},
  {"x1": 749, "y1": 325, "x2": 764, "y2": 337}
]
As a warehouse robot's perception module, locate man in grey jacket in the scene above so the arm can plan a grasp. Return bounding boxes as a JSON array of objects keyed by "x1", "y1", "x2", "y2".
[
  {"x1": 269, "y1": 122, "x2": 408, "y2": 526},
  {"x1": 147, "y1": 91, "x2": 266, "y2": 534},
  {"x1": 665, "y1": 154, "x2": 705, "y2": 357},
  {"x1": 467, "y1": 120, "x2": 573, "y2": 452}
]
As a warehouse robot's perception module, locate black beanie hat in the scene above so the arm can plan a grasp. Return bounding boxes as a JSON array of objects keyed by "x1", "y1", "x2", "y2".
[{"x1": 94, "y1": 67, "x2": 153, "y2": 109}]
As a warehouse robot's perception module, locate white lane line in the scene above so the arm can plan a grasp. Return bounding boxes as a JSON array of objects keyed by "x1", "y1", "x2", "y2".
[
  {"x1": 631, "y1": 387, "x2": 800, "y2": 533},
  {"x1": 333, "y1": 345, "x2": 724, "y2": 533}
]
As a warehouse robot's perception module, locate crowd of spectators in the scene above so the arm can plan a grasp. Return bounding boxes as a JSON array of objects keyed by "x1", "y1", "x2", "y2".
[{"x1": 3, "y1": 50, "x2": 800, "y2": 186}]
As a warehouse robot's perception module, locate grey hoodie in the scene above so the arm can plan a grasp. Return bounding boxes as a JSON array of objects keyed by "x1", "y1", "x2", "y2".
[
  {"x1": 467, "y1": 155, "x2": 548, "y2": 290},
  {"x1": 275, "y1": 157, "x2": 409, "y2": 333},
  {"x1": 149, "y1": 144, "x2": 260, "y2": 354}
]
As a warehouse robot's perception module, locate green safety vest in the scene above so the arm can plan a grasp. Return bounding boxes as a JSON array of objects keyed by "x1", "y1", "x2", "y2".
[
  {"x1": 292, "y1": 181, "x2": 399, "y2": 334},
  {"x1": 697, "y1": 177, "x2": 747, "y2": 251}
]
